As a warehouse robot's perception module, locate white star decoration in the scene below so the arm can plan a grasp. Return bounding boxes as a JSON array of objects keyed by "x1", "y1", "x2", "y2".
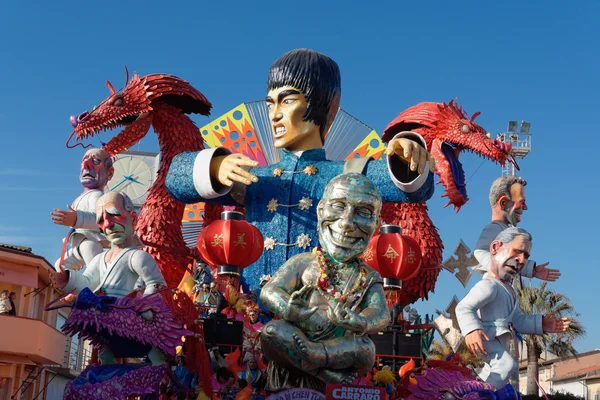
[
  {"x1": 298, "y1": 197, "x2": 313, "y2": 211},
  {"x1": 264, "y1": 237, "x2": 276, "y2": 251},
  {"x1": 296, "y1": 233, "x2": 312, "y2": 249},
  {"x1": 267, "y1": 199, "x2": 279, "y2": 213}
]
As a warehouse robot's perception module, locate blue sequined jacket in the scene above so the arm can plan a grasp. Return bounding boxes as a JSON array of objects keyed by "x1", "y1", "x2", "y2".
[{"x1": 167, "y1": 148, "x2": 434, "y2": 290}]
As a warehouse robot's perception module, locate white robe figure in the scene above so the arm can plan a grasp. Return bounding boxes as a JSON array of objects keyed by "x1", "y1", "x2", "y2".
[
  {"x1": 456, "y1": 276, "x2": 542, "y2": 388},
  {"x1": 55, "y1": 189, "x2": 107, "y2": 271},
  {"x1": 63, "y1": 246, "x2": 166, "y2": 298},
  {"x1": 473, "y1": 222, "x2": 536, "y2": 278}
]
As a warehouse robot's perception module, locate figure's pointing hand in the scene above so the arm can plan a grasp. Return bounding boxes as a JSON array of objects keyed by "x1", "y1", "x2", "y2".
[
  {"x1": 386, "y1": 138, "x2": 435, "y2": 174},
  {"x1": 213, "y1": 154, "x2": 259, "y2": 187}
]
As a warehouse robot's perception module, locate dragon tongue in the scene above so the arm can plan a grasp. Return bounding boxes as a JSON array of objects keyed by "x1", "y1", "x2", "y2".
[{"x1": 441, "y1": 142, "x2": 467, "y2": 199}]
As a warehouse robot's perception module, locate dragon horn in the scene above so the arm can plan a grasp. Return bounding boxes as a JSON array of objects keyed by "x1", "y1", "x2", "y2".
[
  {"x1": 44, "y1": 289, "x2": 76, "y2": 311},
  {"x1": 124, "y1": 65, "x2": 130, "y2": 86},
  {"x1": 106, "y1": 80, "x2": 116, "y2": 95},
  {"x1": 471, "y1": 111, "x2": 481, "y2": 122}
]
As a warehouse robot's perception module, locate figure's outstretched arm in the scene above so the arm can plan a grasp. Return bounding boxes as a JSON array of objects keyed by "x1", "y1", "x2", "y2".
[
  {"x1": 166, "y1": 148, "x2": 258, "y2": 206},
  {"x1": 363, "y1": 132, "x2": 434, "y2": 203},
  {"x1": 62, "y1": 256, "x2": 102, "y2": 294},
  {"x1": 512, "y1": 304, "x2": 543, "y2": 335}
]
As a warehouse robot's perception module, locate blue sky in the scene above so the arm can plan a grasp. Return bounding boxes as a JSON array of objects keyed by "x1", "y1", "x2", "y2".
[{"x1": 0, "y1": 1, "x2": 598, "y2": 351}]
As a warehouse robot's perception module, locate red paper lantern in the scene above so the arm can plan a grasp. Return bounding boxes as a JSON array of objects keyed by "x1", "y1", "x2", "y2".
[
  {"x1": 363, "y1": 224, "x2": 422, "y2": 288},
  {"x1": 196, "y1": 211, "x2": 264, "y2": 276}
]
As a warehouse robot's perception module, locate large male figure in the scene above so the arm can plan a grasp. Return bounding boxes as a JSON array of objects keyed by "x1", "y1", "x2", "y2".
[
  {"x1": 456, "y1": 227, "x2": 570, "y2": 389},
  {"x1": 51, "y1": 149, "x2": 114, "y2": 271},
  {"x1": 51, "y1": 191, "x2": 166, "y2": 364},
  {"x1": 473, "y1": 176, "x2": 560, "y2": 281},
  {"x1": 167, "y1": 48, "x2": 435, "y2": 290},
  {"x1": 50, "y1": 191, "x2": 166, "y2": 298},
  {"x1": 259, "y1": 173, "x2": 390, "y2": 391}
]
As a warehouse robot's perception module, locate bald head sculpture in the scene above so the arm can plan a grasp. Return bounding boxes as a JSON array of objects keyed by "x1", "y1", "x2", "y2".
[{"x1": 95, "y1": 192, "x2": 138, "y2": 247}]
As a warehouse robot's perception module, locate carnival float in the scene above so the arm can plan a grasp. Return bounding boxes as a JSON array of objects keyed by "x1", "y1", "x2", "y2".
[{"x1": 47, "y1": 48, "x2": 570, "y2": 400}]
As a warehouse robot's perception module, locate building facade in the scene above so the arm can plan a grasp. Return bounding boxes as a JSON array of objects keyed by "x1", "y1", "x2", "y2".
[{"x1": 0, "y1": 243, "x2": 91, "y2": 400}]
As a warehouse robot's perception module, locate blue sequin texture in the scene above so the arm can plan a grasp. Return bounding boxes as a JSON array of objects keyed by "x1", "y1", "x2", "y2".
[{"x1": 166, "y1": 149, "x2": 434, "y2": 291}]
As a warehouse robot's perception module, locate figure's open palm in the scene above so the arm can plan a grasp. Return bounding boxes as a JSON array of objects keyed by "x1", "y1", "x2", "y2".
[
  {"x1": 283, "y1": 285, "x2": 318, "y2": 323},
  {"x1": 543, "y1": 316, "x2": 571, "y2": 333},
  {"x1": 534, "y1": 262, "x2": 561, "y2": 282},
  {"x1": 51, "y1": 205, "x2": 77, "y2": 227}
]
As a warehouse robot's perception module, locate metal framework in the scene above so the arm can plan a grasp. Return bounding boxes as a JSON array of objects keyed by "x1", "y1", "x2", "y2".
[{"x1": 495, "y1": 120, "x2": 532, "y2": 176}]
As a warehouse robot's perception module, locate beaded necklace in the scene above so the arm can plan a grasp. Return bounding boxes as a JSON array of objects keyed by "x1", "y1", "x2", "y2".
[{"x1": 312, "y1": 247, "x2": 368, "y2": 303}]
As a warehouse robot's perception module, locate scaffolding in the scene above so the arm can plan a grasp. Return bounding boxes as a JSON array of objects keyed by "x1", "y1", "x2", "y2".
[{"x1": 495, "y1": 120, "x2": 532, "y2": 176}]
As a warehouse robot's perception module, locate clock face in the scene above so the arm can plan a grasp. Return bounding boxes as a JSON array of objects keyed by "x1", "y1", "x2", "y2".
[{"x1": 108, "y1": 156, "x2": 153, "y2": 203}]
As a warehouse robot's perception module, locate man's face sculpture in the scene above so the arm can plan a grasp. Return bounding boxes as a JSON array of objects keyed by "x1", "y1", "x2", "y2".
[
  {"x1": 317, "y1": 173, "x2": 382, "y2": 263},
  {"x1": 490, "y1": 235, "x2": 531, "y2": 282},
  {"x1": 503, "y1": 183, "x2": 527, "y2": 226},
  {"x1": 80, "y1": 149, "x2": 113, "y2": 190},
  {"x1": 266, "y1": 86, "x2": 320, "y2": 151},
  {"x1": 95, "y1": 193, "x2": 137, "y2": 246},
  {"x1": 247, "y1": 308, "x2": 259, "y2": 324},
  {"x1": 247, "y1": 357, "x2": 258, "y2": 370}
]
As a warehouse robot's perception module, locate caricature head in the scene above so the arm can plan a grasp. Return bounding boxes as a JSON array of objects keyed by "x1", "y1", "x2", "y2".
[
  {"x1": 317, "y1": 173, "x2": 382, "y2": 263},
  {"x1": 266, "y1": 49, "x2": 341, "y2": 151},
  {"x1": 489, "y1": 176, "x2": 528, "y2": 226},
  {"x1": 95, "y1": 192, "x2": 137, "y2": 247},
  {"x1": 80, "y1": 149, "x2": 114, "y2": 190},
  {"x1": 489, "y1": 227, "x2": 532, "y2": 282},
  {"x1": 244, "y1": 300, "x2": 260, "y2": 324}
]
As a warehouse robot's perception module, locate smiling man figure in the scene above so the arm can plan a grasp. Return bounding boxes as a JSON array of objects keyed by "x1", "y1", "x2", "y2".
[
  {"x1": 473, "y1": 176, "x2": 560, "y2": 282},
  {"x1": 167, "y1": 48, "x2": 435, "y2": 291},
  {"x1": 51, "y1": 149, "x2": 114, "y2": 271},
  {"x1": 259, "y1": 173, "x2": 390, "y2": 391},
  {"x1": 456, "y1": 227, "x2": 571, "y2": 389}
]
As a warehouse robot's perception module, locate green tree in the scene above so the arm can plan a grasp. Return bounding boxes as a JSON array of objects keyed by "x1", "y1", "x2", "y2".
[
  {"x1": 426, "y1": 339, "x2": 484, "y2": 369},
  {"x1": 516, "y1": 281, "x2": 585, "y2": 395}
]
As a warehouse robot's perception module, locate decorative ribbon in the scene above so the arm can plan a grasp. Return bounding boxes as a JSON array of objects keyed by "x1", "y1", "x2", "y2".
[{"x1": 74, "y1": 287, "x2": 117, "y2": 312}]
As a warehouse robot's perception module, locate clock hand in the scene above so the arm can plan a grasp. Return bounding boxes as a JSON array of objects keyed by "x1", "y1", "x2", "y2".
[
  {"x1": 128, "y1": 175, "x2": 142, "y2": 184},
  {"x1": 110, "y1": 177, "x2": 129, "y2": 191}
]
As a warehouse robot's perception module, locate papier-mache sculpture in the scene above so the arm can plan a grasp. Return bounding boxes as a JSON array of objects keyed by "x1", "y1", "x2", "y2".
[
  {"x1": 51, "y1": 149, "x2": 114, "y2": 271},
  {"x1": 456, "y1": 227, "x2": 571, "y2": 389},
  {"x1": 473, "y1": 176, "x2": 560, "y2": 282},
  {"x1": 259, "y1": 172, "x2": 391, "y2": 391},
  {"x1": 166, "y1": 48, "x2": 436, "y2": 291},
  {"x1": 49, "y1": 192, "x2": 192, "y2": 400}
]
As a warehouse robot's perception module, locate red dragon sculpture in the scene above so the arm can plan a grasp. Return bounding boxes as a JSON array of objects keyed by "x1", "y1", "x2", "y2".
[
  {"x1": 68, "y1": 71, "x2": 223, "y2": 288},
  {"x1": 380, "y1": 100, "x2": 512, "y2": 305}
]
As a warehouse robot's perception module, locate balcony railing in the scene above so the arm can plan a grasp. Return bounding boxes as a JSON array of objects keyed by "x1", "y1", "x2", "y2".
[{"x1": 62, "y1": 338, "x2": 93, "y2": 374}]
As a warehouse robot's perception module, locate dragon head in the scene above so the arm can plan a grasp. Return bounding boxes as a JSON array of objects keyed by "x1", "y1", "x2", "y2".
[
  {"x1": 68, "y1": 69, "x2": 211, "y2": 153},
  {"x1": 383, "y1": 100, "x2": 512, "y2": 211},
  {"x1": 48, "y1": 288, "x2": 193, "y2": 359}
]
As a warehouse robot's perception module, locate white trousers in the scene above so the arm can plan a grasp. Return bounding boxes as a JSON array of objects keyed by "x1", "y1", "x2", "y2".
[{"x1": 478, "y1": 333, "x2": 517, "y2": 389}]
